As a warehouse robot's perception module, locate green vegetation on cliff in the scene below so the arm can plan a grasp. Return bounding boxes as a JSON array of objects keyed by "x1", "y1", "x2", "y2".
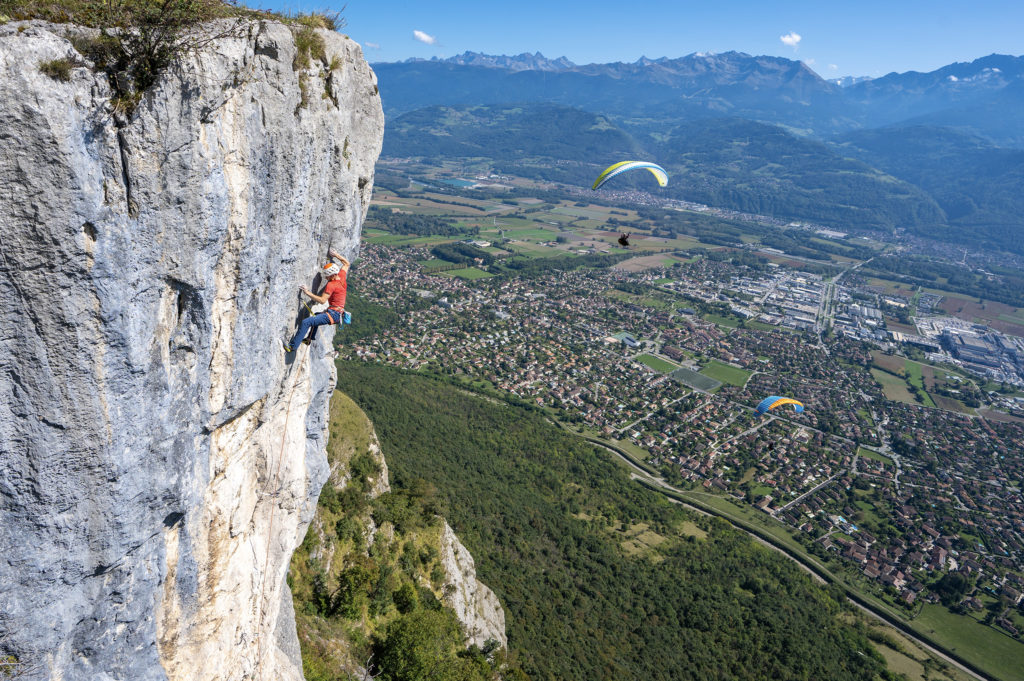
[
  {"x1": 338, "y1": 360, "x2": 892, "y2": 681},
  {"x1": 289, "y1": 392, "x2": 512, "y2": 681}
]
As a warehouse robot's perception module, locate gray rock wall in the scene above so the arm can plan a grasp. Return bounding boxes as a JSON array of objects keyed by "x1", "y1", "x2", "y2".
[
  {"x1": 0, "y1": 19, "x2": 383, "y2": 681},
  {"x1": 438, "y1": 522, "x2": 507, "y2": 650}
]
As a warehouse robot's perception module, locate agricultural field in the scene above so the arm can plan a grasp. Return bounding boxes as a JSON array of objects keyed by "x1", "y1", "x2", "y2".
[
  {"x1": 615, "y1": 254, "x2": 682, "y2": 272},
  {"x1": 886, "y1": 319, "x2": 920, "y2": 335},
  {"x1": 912, "y1": 604, "x2": 1024, "y2": 681},
  {"x1": 605, "y1": 289, "x2": 673, "y2": 310},
  {"x1": 670, "y1": 367, "x2": 722, "y2": 392},
  {"x1": 866, "y1": 277, "x2": 918, "y2": 298},
  {"x1": 700, "y1": 360, "x2": 752, "y2": 387},
  {"x1": 871, "y1": 368, "x2": 919, "y2": 405},
  {"x1": 938, "y1": 294, "x2": 1024, "y2": 337},
  {"x1": 871, "y1": 352, "x2": 978, "y2": 413},
  {"x1": 634, "y1": 353, "x2": 679, "y2": 373},
  {"x1": 703, "y1": 313, "x2": 741, "y2": 329},
  {"x1": 864, "y1": 621, "x2": 974, "y2": 681},
  {"x1": 857, "y1": 446, "x2": 893, "y2": 466},
  {"x1": 903, "y1": 361, "x2": 937, "y2": 408},
  {"x1": 438, "y1": 267, "x2": 494, "y2": 280}
]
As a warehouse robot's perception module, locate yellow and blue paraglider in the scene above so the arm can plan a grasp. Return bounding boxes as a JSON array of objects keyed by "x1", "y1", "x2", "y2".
[
  {"x1": 592, "y1": 161, "x2": 668, "y2": 191},
  {"x1": 756, "y1": 396, "x2": 805, "y2": 415}
]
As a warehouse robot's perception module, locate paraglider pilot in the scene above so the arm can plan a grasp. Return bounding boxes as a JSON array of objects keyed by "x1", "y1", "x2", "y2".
[
  {"x1": 284, "y1": 249, "x2": 350, "y2": 353},
  {"x1": 618, "y1": 233, "x2": 631, "y2": 247}
]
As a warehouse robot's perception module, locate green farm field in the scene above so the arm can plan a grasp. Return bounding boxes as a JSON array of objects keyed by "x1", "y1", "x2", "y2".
[
  {"x1": 634, "y1": 354, "x2": 679, "y2": 373},
  {"x1": 870, "y1": 368, "x2": 919, "y2": 405},
  {"x1": 700, "y1": 360, "x2": 752, "y2": 387},
  {"x1": 903, "y1": 361, "x2": 937, "y2": 407},
  {"x1": 912, "y1": 604, "x2": 1024, "y2": 681},
  {"x1": 670, "y1": 367, "x2": 722, "y2": 392},
  {"x1": 438, "y1": 267, "x2": 495, "y2": 280},
  {"x1": 857, "y1": 447, "x2": 893, "y2": 465}
]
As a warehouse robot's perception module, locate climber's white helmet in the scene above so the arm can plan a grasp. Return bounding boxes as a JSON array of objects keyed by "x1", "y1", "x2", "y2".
[{"x1": 323, "y1": 262, "x2": 341, "y2": 277}]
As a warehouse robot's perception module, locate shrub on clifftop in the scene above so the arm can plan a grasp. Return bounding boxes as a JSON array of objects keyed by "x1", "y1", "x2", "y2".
[{"x1": 0, "y1": 0, "x2": 344, "y2": 114}]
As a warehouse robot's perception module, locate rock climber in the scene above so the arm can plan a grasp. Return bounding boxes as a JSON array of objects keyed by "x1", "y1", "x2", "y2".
[{"x1": 284, "y1": 249, "x2": 350, "y2": 353}]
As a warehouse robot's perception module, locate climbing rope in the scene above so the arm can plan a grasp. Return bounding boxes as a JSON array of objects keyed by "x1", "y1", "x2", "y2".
[{"x1": 254, "y1": 341, "x2": 310, "y2": 679}]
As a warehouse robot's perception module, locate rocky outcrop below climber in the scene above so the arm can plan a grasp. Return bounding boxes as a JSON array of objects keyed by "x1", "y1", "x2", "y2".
[
  {"x1": 289, "y1": 391, "x2": 508, "y2": 677},
  {"x1": 438, "y1": 521, "x2": 508, "y2": 650},
  {"x1": 0, "y1": 18, "x2": 382, "y2": 681}
]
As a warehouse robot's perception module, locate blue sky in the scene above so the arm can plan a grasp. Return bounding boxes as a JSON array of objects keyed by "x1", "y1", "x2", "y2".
[{"x1": 255, "y1": 0, "x2": 1023, "y2": 77}]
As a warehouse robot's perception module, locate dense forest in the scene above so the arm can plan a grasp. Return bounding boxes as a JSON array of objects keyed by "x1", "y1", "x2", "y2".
[
  {"x1": 382, "y1": 104, "x2": 639, "y2": 161},
  {"x1": 337, "y1": 361, "x2": 893, "y2": 681},
  {"x1": 367, "y1": 205, "x2": 474, "y2": 237}
]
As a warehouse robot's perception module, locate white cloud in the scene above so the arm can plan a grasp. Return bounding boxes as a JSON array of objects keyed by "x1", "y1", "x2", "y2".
[
  {"x1": 413, "y1": 30, "x2": 437, "y2": 45},
  {"x1": 364, "y1": 41, "x2": 381, "y2": 50},
  {"x1": 780, "y1": 32, "x2": 801, "y2": 49},
  {"x1": 805, "y1": 58, "x2": 816, "y2": 66},
  {"x1": 829, "y1": 64, "x2": 838, "y2": 70},
  {"x1": 948, "y1": 75, "x2": 959, "y2": 82}
]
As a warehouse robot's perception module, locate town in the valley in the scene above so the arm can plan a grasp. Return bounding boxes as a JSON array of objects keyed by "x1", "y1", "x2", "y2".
[{"x1": 342, "y1": 168, "x2": 1024, "y2": 642}]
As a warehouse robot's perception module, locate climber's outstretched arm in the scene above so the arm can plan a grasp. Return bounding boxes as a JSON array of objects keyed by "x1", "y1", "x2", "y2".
[{"x1": 301, "y1": 286, "x2": 329, "y2": 304}]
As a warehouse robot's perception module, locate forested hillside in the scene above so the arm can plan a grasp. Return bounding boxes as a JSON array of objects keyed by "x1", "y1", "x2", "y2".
[
  {"x1": 382, "y1": 104, "x2": 639, "y2": 160},
  {"x1": 835, "y1": 126, "x2": 1024, "y2": 252},
  {"x1": 385, "y1": 104, "x2": 947, "y2": 233},
  {"x1": 651, "y1": 118, "x2": 945, "y2": 232},
  {"x1": 338, "y1": 361, "x2": 892, "y2": 681}
]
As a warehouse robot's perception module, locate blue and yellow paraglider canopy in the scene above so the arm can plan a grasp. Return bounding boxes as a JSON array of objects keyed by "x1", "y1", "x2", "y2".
[
  {"x1": 592, "y1": 161, "x2": 669, "y2": 191},
  {"x1": 756, "y1": 396, "x2": 805, "y2": 415}
]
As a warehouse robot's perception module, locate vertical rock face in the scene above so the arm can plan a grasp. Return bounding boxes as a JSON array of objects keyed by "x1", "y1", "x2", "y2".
[
  {"x1": 438, "y1": 522, "x2": 507, "y2": 650},
  {"x1": 0, "y1": 19, "x2": 383, "y2": 681}
]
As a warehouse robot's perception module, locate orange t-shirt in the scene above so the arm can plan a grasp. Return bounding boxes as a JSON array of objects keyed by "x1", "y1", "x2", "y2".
[{"x1": 324, "y1": 272, "x2": 347, "y2": 310}]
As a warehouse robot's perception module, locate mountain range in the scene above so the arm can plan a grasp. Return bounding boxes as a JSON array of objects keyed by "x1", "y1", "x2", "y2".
[
  {"x1": 373, "y1": 51, "x2": 1024, "y2": 252},
  {"x1": 374, "y1": 51, "x2": 1024, "y2": 142}
]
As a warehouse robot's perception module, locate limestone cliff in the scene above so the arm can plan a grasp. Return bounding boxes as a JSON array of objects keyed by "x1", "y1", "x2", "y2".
[
  {"x1": 438, "y1": 520, "x2": 507, "y2": 650},
  {"x1": 0, "y1": 18, "x2": 382, "y2": 681},
  {"x1": 289, "y1": 391, "x2": 507, "y2": 676}
]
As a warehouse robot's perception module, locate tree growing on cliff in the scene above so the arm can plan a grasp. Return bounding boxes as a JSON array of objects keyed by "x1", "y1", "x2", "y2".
[
  {"x1": 374, "y1": 610, "x2": 490, "y2": 681},
  {"x1": 2, "y1": 0, "x2": 342, "y2": 114}
]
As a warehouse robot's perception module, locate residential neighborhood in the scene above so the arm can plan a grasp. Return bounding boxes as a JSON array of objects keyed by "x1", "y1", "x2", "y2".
[{"x1": 342, "y1": 241, "x2": 1024, "y2": 634}]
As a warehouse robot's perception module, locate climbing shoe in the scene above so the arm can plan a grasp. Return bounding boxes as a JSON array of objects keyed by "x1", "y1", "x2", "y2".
[
  {"x1": 283, "y1": 340, "x2": 294, "y2": 353},
  {"x1": 302, "y1": 338, "x2": 312, "y2": 346}
]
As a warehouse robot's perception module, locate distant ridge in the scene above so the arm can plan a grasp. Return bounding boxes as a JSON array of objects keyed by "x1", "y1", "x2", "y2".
[
  {"x1": 402, "y1": 51, "x2": 576, "y2": 71},
  {"x1": 373, "y1": 51, "x2": 1024, "y2": 137},
  {"x1": 388, "y1": 50, "x2": 832, "y2": 86},
  {"x1": 380, "y1": 51, "x2": 1024, "y2": 94},
  {"x1": 828, "y1": 75, "x2": 873, "y2": 87}
]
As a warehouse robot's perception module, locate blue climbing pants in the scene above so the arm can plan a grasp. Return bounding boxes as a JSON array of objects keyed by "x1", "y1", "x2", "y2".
[{"x1": 290, "y1": 309, "x2": 341, "y2": 349}]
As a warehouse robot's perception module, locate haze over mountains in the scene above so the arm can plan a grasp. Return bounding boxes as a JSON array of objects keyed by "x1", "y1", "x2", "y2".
[
  {"x1": 373, "y1": 51, "x2": 1024, "y2": 252},
  {"x1": 375, "y1": 50, "x2": 1024, "y2": 141}
]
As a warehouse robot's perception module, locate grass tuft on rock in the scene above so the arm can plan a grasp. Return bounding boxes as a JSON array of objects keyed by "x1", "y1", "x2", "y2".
[
  {"x1": 292, "y1": 23, "x2": 326, "y2": 71},
  {"x1": 39, "y1": 56, "x2": 75, "y2": 80}
]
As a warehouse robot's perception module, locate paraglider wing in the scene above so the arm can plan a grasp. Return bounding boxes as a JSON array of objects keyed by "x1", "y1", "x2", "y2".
[
  {"x1": 592, "y1": 161, "x2": 669, "y2": 191},
  {"x1": 756, "y1": 396, "x2": 805, "y2": 414}
]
